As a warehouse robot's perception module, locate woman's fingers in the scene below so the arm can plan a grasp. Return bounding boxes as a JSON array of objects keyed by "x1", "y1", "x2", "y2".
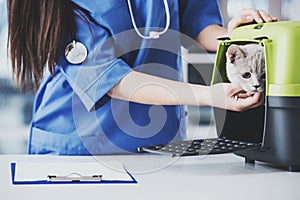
[{"x1": 227, "y1": 8, "x2": 278, "y2": 34}]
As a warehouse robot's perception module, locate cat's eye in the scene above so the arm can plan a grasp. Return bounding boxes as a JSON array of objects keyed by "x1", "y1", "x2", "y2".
[
  {"x1": 242, "y1": 72, "x2": 251, "y2": 79},
  {"x1": 261, "y1": 73, "x2": 266, "y2": 79}
]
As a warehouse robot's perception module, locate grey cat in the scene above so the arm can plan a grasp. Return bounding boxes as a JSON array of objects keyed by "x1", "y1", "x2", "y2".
[{"x1": 226, "y1": 43, "x2": 265, "y2": 93}]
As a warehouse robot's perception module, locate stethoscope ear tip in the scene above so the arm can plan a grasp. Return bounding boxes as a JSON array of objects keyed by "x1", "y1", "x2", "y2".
[{"x1": 65, "y1": 40, "x2": 88, "y2": 64}]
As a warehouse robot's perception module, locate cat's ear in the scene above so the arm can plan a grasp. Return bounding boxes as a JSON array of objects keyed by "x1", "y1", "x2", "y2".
[{"x1": 226, "y1": 44, "x2": 245, "y2": 64}]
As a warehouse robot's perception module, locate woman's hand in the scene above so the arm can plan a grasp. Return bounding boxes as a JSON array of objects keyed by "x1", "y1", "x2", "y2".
[
  {"x1": 227, "y1": 8, "x2": 278, "y2": 34},
  {"x1": 208, "y1": 83, "x2": 264, "y2": 112}
]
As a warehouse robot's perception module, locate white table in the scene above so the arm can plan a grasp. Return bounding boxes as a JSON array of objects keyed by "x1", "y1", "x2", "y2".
[{"x1": 1, "y1": 153, "x2": 300, "y2": 200}]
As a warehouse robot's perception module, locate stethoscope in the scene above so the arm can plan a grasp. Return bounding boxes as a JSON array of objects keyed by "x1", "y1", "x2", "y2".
[{"x1": 65, "y1": 0, "x2": 170, "y2": 64}]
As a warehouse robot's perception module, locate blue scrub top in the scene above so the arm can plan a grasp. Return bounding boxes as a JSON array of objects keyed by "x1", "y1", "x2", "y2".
[{"x1": 28, "y1": 0, "x2": 222, "y2": 155}]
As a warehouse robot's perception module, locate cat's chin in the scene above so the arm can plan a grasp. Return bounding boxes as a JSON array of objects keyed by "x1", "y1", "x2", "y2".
[{"x1": 245, "y1": 89, "x2": 264, "y2": 94}]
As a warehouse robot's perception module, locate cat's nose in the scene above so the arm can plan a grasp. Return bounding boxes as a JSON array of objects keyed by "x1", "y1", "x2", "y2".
[{"x1": 253, "y1": 84, "x2": 260, "y2": 89}]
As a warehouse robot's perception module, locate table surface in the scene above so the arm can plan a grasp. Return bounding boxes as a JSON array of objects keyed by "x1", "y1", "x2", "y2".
[{"x1": 1, "y1": 153, "x2": 300, "y2": 200}]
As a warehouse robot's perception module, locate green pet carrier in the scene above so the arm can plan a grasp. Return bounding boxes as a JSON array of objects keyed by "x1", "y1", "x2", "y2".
[{"x1": 212, "y1": 21, "x2": 300, "y2": 171}]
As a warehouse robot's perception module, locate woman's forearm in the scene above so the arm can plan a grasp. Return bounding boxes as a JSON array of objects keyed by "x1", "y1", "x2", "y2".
[
  {"x1": 108, "y1": 70, "x2": 211, "y2": 106},
  {"x1": 196, "y1": 24, "x2": 228, "y2": 52},
  {"x1": 108, "y1": 70, "x2": 263, "y2": 112}
]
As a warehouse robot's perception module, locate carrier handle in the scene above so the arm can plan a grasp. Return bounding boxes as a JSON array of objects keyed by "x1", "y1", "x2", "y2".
[{"x1": 254, "y1": 36, "x2": 269, "y2": 41}]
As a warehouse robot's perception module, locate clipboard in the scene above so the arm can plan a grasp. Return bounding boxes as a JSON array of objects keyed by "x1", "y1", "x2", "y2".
[{"x1": 11, "y1": 161, "x2": 137, "y2": 185}]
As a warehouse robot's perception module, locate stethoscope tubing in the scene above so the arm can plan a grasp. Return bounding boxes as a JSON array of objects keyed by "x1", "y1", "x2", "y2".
[{"x1": 127, "y1": 0, "x2": 170, "y2": 39}]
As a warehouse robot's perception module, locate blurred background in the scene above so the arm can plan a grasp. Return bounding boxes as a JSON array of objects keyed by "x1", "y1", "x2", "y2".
[{"x1": 0, "y1": 0, "x2": 299, "y2": 154}]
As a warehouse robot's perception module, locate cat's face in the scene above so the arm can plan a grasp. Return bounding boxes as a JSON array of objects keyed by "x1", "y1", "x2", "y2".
[{"x1": 226, "y1": 44, "x2": 265, "y2": 93}]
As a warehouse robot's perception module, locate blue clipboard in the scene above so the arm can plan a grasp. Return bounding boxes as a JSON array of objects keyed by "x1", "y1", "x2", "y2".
[{"x1": 11, "y1": 163, "x2": 137, "y2": 185}]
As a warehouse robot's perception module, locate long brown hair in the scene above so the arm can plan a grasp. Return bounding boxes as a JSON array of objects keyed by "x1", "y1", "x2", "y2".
[{"x1": 7, "y1": 0, "x2": 76, "y2": 91}]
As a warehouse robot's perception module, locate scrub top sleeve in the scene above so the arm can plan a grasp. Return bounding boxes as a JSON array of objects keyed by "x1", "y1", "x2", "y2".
[
  {"x1": 179, "y1": 0, "x2": 223, "y2": 39},
  {"x1": 60, "y1": 56, "x2": 132, "y2": 112},
  {"x1": 84, "y1": 59, "x2": 133, "y2": 112}
]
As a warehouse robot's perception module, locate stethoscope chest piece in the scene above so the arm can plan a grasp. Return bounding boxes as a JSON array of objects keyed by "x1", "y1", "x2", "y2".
[{"x1": 65, "y1": 40, "x2": 88, "y2": 64}]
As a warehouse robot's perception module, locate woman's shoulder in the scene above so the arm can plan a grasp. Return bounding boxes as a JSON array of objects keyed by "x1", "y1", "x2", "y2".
[{"x1": 70, "y1": 0, "x2": 127, "y2": 19}]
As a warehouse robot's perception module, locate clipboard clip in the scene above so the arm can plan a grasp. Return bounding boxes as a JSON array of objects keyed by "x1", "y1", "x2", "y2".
[{"x1": 47, "y1": 173, "x2": 102, "y2": 182}]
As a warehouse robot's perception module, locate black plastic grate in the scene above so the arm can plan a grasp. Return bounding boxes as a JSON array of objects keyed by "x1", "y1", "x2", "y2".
[{"x1": 138, "y1": 137, "x2": 261, "y2": 157}]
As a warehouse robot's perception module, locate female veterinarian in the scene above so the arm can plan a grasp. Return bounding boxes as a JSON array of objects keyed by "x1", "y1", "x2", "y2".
[{"x1": 7, "y1": 0, "x2": 276, "y2": 155}]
